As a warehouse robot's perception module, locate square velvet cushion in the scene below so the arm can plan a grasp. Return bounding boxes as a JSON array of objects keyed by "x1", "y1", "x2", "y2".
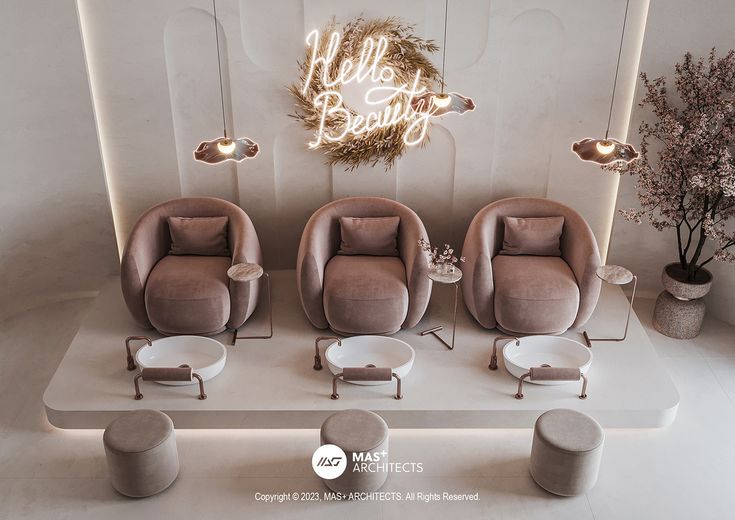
[
  {"x1": 499, "y1": 216, "x2": 564, "y2": 256},
  {"x1": 168, "y1": 216, "x2": 231, "y2": 256},
  {"x1": 338, "y1": 216, "x2": 400, "y2": 256}
]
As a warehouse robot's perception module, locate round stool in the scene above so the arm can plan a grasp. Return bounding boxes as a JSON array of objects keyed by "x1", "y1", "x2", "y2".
[
  {"x1": 530, "y1": 409, "x2": 604, "y2": 496},
  {"x1": 103, "y1": 409, "x2": 179, "y2": 498},
  {"x1": 320, "y1": 409, "x2": 389, "y2": 494}
]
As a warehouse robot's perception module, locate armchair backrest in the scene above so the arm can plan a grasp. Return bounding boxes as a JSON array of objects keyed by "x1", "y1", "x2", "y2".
[
  {"x1": 298, "y1": 196, "x2": 428, "y2": 264},
  {"x1": 468, "y1": 197, "x2": 598, "y2": 263}
]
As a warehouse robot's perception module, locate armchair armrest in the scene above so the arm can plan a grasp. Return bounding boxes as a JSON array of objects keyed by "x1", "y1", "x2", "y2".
[
  {"x1": 120, "y1": 209, "x2": 170, "y2": 329},
  {"x1": 398, "y1": 213, "x2": 431, "y2": 329},
  {"x1": 296, "y1": 209, "x2": 339, "y2": 329},
  {"x1": 460, "y1": 207, "x2": 499, "y2": 329},
  {"x1": 560, "y1": 214, "x2": 602, "y2": 329},
  {"x1": 227, "y1": 211, "x2": 263, "y2": 329}
]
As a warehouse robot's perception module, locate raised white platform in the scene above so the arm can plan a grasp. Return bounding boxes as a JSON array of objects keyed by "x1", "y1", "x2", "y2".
[{"x1": 44, "y1": 270, "x2": 679, "y2": 429}]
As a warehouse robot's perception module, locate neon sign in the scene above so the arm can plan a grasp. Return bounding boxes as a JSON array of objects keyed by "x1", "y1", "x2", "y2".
[
  {"x1": 301, "y1": 29, "x2": 435, "y2": 148},
  {"x1": 290, "y1": 18, "x2": 474, "y2": 170}
]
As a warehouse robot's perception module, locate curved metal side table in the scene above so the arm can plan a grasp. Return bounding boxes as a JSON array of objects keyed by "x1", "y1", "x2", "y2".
[
  {"x1": 227, "y1": 262, "x2": 273, "y2": 345},
  {"x1": 583, "y1": 265, "x2": 637, "y2": 348},
  {"x1": 420, "y1": 267, "x2": 462, "y2": 350}
]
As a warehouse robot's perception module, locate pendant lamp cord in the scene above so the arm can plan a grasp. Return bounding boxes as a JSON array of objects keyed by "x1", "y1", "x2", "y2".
[
  {"x1": 605, "y1": 0, "x2": 630, "y2": 140},
  {"x1": 213, "y1": 0, "x2": 228, "y2": 139},
  {"x1": 440, "y1": 0, "x2": 448, "y2": 94}
]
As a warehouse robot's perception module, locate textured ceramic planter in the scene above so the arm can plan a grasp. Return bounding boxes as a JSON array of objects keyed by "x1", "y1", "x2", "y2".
[
  {"x1": 661, "y1": 263, "x2": 713, "y2": 300},
  {"x1": 653, "y1": 263, "x2": 713, "y2": 339}
]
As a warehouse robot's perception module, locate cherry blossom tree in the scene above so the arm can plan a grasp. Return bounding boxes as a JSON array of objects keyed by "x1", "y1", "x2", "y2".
[{"x1": 614, "y1": 49, "x2": 735, "y2": 282}]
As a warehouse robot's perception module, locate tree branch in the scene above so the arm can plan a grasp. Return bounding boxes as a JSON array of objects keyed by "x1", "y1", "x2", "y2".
[{"x1": 676, "y1": 222, "x2": 686, "y2": 268}]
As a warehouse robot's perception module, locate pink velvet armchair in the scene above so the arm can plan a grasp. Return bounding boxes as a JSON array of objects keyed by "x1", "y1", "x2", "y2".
[
  {"x1": 296, "y1": 197, "x2": 432, "y2": 335},
  {"x1": 121, "y1": 197, "x2": 262, "y2": 336},
  {"x1": 461, "y1": 198, "x2": 601, "y2": 335}
]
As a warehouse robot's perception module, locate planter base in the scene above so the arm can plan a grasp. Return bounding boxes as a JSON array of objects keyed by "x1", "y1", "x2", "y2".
[{"x1": 653, "y1": 290, "x2": 705, "y2": 339}]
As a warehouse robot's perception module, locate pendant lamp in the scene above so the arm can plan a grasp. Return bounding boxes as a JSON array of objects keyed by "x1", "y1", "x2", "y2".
[
  {"x1": 572, "y1": 0, "x2": 639, "y2": 165},
  {"x1": 194, "y1": 0, "x2": 259, "y2": 165},
  {"x1": 410, "y1": 0, "x2": 476, "y2": 116}
]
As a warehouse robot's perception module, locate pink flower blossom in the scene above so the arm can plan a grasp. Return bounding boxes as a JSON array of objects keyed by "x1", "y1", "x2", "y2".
[{"x1": 609, "y1": 49, "x2": 735, "y2": 281}]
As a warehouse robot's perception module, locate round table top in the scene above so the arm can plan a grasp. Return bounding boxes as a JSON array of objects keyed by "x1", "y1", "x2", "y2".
[
  {"x1": 596, "y1": 265, "x2": 633, "y2": 285},
  {"x1": 428, "y1": 266, "x2": 463, "y2": 284},
  {"x1": 227, "y1": 262, "x2": 264, "y2": 282}
]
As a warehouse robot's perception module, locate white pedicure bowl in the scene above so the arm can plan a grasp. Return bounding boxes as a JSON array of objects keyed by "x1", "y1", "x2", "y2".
[
  {"x1": 135, "y1": 336, "x2": 227, "y2": 385},
  {"x1": 325, "y1": 335, "x2": 415, "y2": 386},
  {"x1": 502, "y1": 335, "x2": 592, "y2": 385}
]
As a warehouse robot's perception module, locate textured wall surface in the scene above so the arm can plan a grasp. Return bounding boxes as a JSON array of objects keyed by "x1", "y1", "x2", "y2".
[
  {"x1": 608, "y1": 0, "x2": 735, "y2": 325},
  {"x1": 79, "y1": 0, "x2": 649, "y2": 269},
  {"x1": 5, "y1": 0, "x2": 733, "y2": 328},
  {"x1": 0, "y1": 0, "x2": 117, "y2": 319}
]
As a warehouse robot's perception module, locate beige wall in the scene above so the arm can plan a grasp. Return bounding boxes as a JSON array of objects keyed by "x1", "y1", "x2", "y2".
[
  {"x1": 608, "y1": 0, "x2": 735, "y2": 325},
  {"x1": 8, "y1": 0, "x2": 733, "y2": 328},
  {"x1": 0, "y1": 0, "x2": 118, "y2": 319},
  {"x1": 78, "y1": 0, "x2": 649, "y2": 269}
]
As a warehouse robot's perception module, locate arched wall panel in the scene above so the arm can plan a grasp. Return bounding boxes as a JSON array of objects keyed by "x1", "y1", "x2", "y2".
[
  {"x1": 273, "y1": 123, "x2": 332, "y2": 264},
  {"x1": 332, "y1": 164, "x2": 398, "y2": 201},
  {"x1": 489, "y1": 9, "x2": 564, "y2": 200},
  {"x1": 397, "y1": 125, "x2": 455, "y2": 243},
  {"x1": 239, "y1": 0, "x2": 304, "y2": 72}
]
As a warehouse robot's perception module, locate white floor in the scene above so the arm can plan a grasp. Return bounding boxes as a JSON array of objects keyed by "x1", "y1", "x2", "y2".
[{"x1": 1, "y1": 296, "x2": 734, "y2": 519}]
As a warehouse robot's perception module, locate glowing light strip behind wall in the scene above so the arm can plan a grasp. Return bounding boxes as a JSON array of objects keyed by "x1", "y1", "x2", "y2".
[
  {"x1": 75, "y1": 0, "x2": 124, "y2": 259},
  {"x1": 601, "y1": 0, "x2": 650, "y2": 262},
  {"x1": 600, "y1": 0, "x2": 650, "y2": 264}
]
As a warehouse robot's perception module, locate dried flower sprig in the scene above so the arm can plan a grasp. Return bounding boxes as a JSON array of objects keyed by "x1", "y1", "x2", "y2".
[
  {"x1": 418, "y1": 237, "x2": 465, "y2": 270},
  {"x1": 610, "y1": 48, "x2": 735, "y2": 281}
]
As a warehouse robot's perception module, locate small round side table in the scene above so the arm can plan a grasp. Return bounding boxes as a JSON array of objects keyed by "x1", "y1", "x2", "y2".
[
  {"x1": 420, "y1": 266, "x2": 463, "y2": 350},
  {"x1": 227, "y1": 262, "x2": 273, "y2": 345},
  {"x1": 582, "y1": 265, "x2": 637, "y2": 348}
]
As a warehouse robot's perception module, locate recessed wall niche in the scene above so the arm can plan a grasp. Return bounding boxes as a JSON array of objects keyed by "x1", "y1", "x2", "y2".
[
  {"x1": 239, "y1": 0, "x2": 304, "y2": 72},
  {"x1": 489, "y1": 9, "x2": 564, "y2": 200},
  {"x1": 397, "y1": 125, "x2": 456, "y2": 244},
  {"x1": 273, "y1": 123, "x2": 332, "y2": 264}
]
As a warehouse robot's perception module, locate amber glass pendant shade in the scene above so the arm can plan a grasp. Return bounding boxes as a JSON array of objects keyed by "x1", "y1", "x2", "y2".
[
  {"x1": 410, "y1": 91, "x2": 476, "y2": 117},
  {"x1": 572, "y1": 138, "x2": 638, "y2": 165},
  {"x1": 194, "y1": 136, "x2": 259, "y2": 164}
]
